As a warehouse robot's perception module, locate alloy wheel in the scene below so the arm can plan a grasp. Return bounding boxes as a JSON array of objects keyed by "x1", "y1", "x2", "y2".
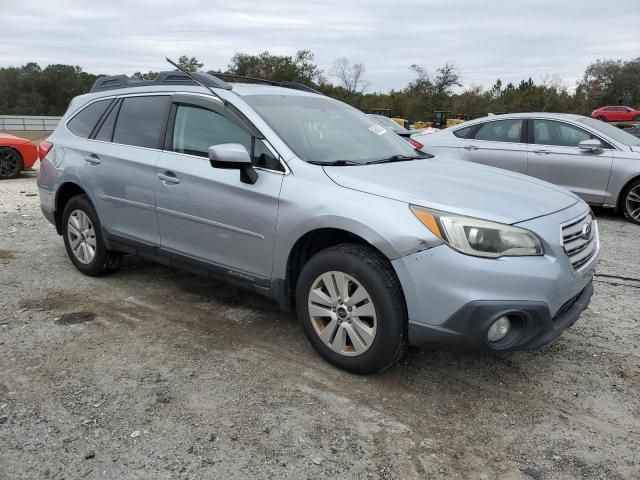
[
  {"x1": 0, "y1": 148, "x2": 20, "y2": 178},
  {"x1": 67, "y1": 210, "x2": 97, "y2": 264},
  {"x1": 626, "y1": 185, "x2": 640, "y2": 223},
  {"x1": 307, "y1": 271, "x2": 377, "y2": 357}
]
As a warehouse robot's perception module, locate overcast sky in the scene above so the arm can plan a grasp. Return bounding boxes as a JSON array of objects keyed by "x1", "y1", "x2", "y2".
[{"x1": 2, "y1": 0, "x2": 638, "y2": 92}]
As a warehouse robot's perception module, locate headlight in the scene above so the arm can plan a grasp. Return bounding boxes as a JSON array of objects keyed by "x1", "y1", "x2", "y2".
[{"x1": 410, "y1": 205, "x2": 544, "y2": 258}]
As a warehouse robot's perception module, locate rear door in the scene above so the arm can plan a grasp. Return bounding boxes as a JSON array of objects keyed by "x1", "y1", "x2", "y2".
[
  {"x1": 526, "y1": 118, "x2": 613, "y2": 204},
  {"x1": 77, "y1": 94, "x2": 171, "y2": 245},
  {"x1": 154, "y1": 94, "x2": 284, "y2": 281},
  {"x1": 458, "y1": 118, "x2": 528, "y2": 173}
]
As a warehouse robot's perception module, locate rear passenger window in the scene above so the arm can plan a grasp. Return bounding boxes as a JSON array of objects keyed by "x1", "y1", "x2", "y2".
[
  {"x1": 474, "y1": 119, "x2": 523, "y2": 143},
  {"x1": 67, "y1": 99, "x2": 112, "y2": 138},
  {"x1": 113, "y1": 96, "x2": 168, "y2": 149},
  {"x1": 453, "y1": 125, "x2": 474, "y2": 138}
]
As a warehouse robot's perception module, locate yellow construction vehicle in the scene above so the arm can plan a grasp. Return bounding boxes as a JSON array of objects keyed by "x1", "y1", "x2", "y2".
[
  {"x1": 391, "y1": 117, "x2": 410, "y2": 129},
  {"x1": 370, "y1": 108, "x2": 409, "y2": 129}
]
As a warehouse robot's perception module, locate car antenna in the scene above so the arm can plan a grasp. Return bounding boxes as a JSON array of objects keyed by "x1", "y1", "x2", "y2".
[{"x1": 165, "y1": 57, "x2": 228, "y2": 106}]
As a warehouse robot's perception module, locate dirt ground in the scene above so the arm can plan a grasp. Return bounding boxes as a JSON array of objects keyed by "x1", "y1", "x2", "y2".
[{"x1": 1, "y1": 171, "x2": 639, "y2": 480}]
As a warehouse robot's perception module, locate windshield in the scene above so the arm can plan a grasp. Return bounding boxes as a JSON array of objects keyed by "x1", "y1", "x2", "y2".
[
  {"x1": 243, "y1": 95, "x2": 418, "y2": 164},
  {"x1": 576, "y1": 116, "x2": 640, "y2": 147},
  {"x1": 369, "y1": 114, "x2": 407, "y2": 133}
]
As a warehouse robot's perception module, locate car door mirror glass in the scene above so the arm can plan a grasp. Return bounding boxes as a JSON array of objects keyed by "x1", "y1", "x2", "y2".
[
  {"x1": 209, "y1": 143, "x2": 257, "y2": 184},
  {"x1": 578, "y1": 139, "x2": 603, "y2": 152}
]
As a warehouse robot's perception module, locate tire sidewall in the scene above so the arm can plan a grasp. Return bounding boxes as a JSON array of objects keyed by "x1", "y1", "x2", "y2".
[
  {"x1": 62, "y1": 195, "x2": 111, "y2": 275},
  {"x1": 295, "y1": 246, "x2": 406, "y2": 374},
  {"x1": 622, "y1": 180, "x2": 640, "y2": 225}
]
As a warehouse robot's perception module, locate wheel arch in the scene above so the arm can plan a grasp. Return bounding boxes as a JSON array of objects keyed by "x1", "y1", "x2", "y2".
[
  {"x1": 0, "y1": 145, "x2": 24, "y2": 158},
  {"x1": 54, "y1": 182, "x2": 92, "y2": 234},
  {"x1": 277, "y1": 226, "x2": 397, "y2": 312},
  {"x1": 616, "y1": 174, "x2": 640, "y2": 211}
]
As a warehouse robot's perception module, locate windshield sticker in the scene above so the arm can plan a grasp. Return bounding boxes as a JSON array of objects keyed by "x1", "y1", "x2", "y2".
[{"x1": 369, "y1": 124, "x2": 387, "y2": 136}]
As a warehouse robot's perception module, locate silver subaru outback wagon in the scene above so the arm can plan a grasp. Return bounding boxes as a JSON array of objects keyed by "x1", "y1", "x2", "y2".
[{"x1": 38, "y1": 70, "x2": 599, "y2": 374}]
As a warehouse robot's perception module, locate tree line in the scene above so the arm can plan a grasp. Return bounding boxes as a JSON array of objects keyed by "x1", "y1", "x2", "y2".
[{"x1": 0, "y1": 52, "x2": 638, "y2": 122}]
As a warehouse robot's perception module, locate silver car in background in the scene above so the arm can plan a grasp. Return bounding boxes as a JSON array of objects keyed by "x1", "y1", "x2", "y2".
[
  {"x1": 38, "y1": 70, "x2": 599, "y2": 374},
  {"x1": 412, "y1": 113, "x2": 640, "y2": 224}
]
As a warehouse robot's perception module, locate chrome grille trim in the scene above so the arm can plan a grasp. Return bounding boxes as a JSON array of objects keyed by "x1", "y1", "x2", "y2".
[{"x1": 561, "y1": 211, "x2": 598, "y2": 272}]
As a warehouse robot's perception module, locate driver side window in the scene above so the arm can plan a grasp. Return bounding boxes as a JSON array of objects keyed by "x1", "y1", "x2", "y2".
[
  {"x1": 171, "y1": 104, "x2": 281, "y2": 171},
  {"x1": 532, "y1": 120, "x2": 594, "y2": 148}
]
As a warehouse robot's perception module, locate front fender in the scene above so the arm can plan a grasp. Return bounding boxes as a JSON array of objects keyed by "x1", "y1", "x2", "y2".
[{"x1": 272, "y1": 170, "x2": 442, "y2": 280}]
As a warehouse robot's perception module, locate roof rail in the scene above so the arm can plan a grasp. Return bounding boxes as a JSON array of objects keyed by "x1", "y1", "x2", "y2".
[
  {"x1": 90, "y1": 70, "x2": 232, "y2": 93},
  {"x1": 215, "y1": 74, "x2": 322, "y2": 95}
]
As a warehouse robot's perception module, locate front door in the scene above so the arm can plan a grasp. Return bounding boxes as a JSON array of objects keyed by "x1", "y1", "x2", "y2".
[
  {"x1": 526, "y1": 118, "x2": 613, "y2": 204},
  {"x1": 155, "y1": 97, "x2": 284, "y2": 281}
]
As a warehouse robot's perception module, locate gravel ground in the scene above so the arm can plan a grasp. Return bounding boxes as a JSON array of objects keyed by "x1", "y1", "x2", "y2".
[{"x1": 1, "y1": 172, "x2": 639, "y2": 480}]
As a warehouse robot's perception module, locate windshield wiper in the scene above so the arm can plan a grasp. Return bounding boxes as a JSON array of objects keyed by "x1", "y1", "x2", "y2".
[
  {"x1": 365, "y1": 154, "x2": 428, "y2": 165},
  {"x1": 307, "y1": 160, "x2": 361, "y2": 166}
]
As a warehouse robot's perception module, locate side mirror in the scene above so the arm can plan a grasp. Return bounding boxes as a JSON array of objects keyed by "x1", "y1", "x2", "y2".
[
  {"x1": 209, "y1": 143, "x2": 257, "y2": 184},
  {"x1": 578, "y1": 139, "x2": 603, "y2": 153}
]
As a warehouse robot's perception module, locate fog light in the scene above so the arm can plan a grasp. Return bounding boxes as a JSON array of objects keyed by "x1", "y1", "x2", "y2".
[{"x1": 487, "y1": 316, "x2": 511, "y2": 342}]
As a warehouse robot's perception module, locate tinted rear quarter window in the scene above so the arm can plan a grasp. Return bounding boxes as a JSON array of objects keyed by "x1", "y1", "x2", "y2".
[
  {"x1": 113, "y1": 96, "x2": 169, "y2": 148},
  {"x1": 94, "y1": 100, "x2": 121, "y2": 142},
  {"x1": 67, "y1": 99, "x2": 112, "y2": 138},
  {"x1": 452, "y1": 125, "x2": 474, "y2": 138}
]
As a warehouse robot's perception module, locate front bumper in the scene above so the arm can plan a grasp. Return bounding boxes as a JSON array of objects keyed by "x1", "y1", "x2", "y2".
[
  {"x1": 407, "y1": 281, "x2": 593, "y2": 350},
  {"x1": 392, "y1": 203, "x2": 597, "y2": 351}
]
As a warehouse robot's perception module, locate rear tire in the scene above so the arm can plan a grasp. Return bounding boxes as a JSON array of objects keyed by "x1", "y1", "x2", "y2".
[
  {"x1": 62, "y1": 195, "x2": 122, "y2": 276},
  {"x1": 0, "y1": 147, "x2": 23, "y2": 179},
  {"x1": 633, "y1": 115, "x2": 640, "y2": 122},
  {"x1": 295, "y1": 244, "x2": 408, "y2": 374},
  {"x1": 621, "y1": 179, "x2": 640, "y2": 225}
]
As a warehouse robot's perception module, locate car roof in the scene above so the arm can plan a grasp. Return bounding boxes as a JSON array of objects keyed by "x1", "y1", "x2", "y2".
[{"x1": 455, "y1": 112, "x2": 588, "y2": 128}]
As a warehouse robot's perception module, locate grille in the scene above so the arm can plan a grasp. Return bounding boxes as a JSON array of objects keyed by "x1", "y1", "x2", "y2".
[{"x1": 561, "y1": 212, "x2": 598, "y2": 271}]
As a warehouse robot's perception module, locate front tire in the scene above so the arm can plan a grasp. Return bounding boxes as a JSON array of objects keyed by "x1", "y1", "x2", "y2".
[
  {"x1": 62, "y1": 195, "x2": 122, "y2": 276},
  {"x1": 622, "y1": 179, "x2": 640, "y2": 225},
  {"x1": 0, "y1": 147, "x2": 24, "y2": 179},
  {"x1": 295, "y1": 244, "x2": 408, "y2": 374}
]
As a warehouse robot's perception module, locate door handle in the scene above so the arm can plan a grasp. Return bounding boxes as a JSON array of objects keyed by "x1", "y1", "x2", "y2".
[
  {"x1": 463, "y1": 145, "x2": 479, "y2": 151},
  {"x1": 84, "y1": 154, "x2": 101, "y2": 166},
  {"x1": 157, "y1": 172, "x2": 181, "y2": 185},
  {"x1": 532, "y1": 149, "x2": 551, "y2": 155}
]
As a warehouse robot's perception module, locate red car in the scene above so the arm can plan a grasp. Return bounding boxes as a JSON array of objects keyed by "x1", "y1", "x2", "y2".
[
  {"x1": 0, "y1": 134, "x2": 39, "y2": 179},
  {"x1": 591, "y1": 106, "x2": 640, "y2": 122}
]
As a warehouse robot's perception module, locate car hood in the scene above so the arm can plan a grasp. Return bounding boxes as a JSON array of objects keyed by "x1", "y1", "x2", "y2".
[{"x1": 323, "y1": 156, "x2": 580, "y2": 224}]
